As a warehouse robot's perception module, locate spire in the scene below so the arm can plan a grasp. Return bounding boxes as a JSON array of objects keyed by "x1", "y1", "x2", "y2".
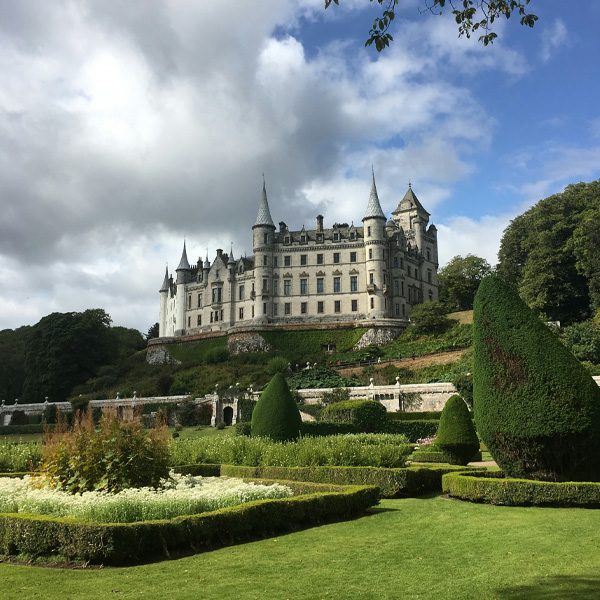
[
  {"x1": 393, "y1": 184, "x2": 430, "y2": 217},
  {"x1": 362, "y1": 169, "x2": 386, "y2": 221},
  {"x1": 203, "y1": 249, "x2": 210, "y2": 269},
  {"x1": 228, "y1": 244, "x2": 236, "y2": 265},
  {"x1": 176, "y1": 240, "x2": 191, "y2": 271},
  {"x1": 254, "y1": 177, "x2": 275, "y2": 228},
  {"x1": 159, "y1": 266, "x2": 169, "y2": 292}
]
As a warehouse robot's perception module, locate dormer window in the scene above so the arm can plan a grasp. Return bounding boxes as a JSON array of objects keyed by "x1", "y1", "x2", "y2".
[
  {"x1": 349, "y1": 231, "x2": 356, "y2": 240},
  {"x1": 300, "y1": 234, "x2": 307, "y2": 243},
  {"x1": 333, "y1": 232, "x2": 340, "y2": 242},
  {"x1": 284, "y1": 235, "x2": 291, "y2": 244}
]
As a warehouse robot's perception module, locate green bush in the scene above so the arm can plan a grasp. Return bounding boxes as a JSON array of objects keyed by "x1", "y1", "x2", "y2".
[
  {"x1": 411, "y1": 446, "x2": 482, "y2": 464},
  {"x1": 9, "y1": 410, "x2": 28, "y2": 426},
  {"x1": 0, "y1": 480, "x2": 378, "y2": 565},
  {"x1": 321, "y1": 400, "x2": 387, "y2": 433},
  {"x1": 238, "y1": 398, "x2": 256, "y2": 423},
  {"x1": 408, "y1": 302, "x2": 452, "y2": 335},
  {"x1": 287, "y1": 366, "x2": 360, "y2": 390},
  {"x1": 235, "y1": 421, "x2": 252, "y2": 436},
  {"x1": 0, "y1": 442, "x2": 42, "y2": 472},
  {"x1": 222, "y1": 464, "x2": 484, "y2": 498},
  {"x1": 386, "y1": 420, "x2": 439, "y2": 442},
  {"x1": 387, "y1": 412, "x2": 441, "y2": 421},
  {"x1": 443, "y1": 471, "x2": 600, "y2": 507},
  {"x1": 251, "y1": 373, "x2": 301, "y2": 442},
  {"x1": 452, "y1": 372, "x2": 473, "y2": 409},
  {"x1": 301, "y1": 422, "x2": 356, "y2": 436},
  {"x1": 435, "y1": 395, "x2": 479, "y2": 465},
  {"x1": 0, "y1": 424, "x2": 53, "y2": 435},
  {"x1": 473, "y1": 275, "x2": 600, "y2": 481},
  {"x1": 266, "y1": 356, "x2": 290, "y2": 376},
  {"x1": 41, "y1": 411, "x2": 170, "y2": 493},
  {"x1": 320, "y1": 387, "x2": 351, "y2": 404}
]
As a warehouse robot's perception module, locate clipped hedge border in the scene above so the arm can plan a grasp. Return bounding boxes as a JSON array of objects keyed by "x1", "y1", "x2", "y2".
[
  {"x1": 387, "y1": 420, "x2": 439, "y2": 441},
  {"x1": 0, "y1": 424, "x2": 54, "y2": 435},
  {"x1": 442, "y1": 471, "x2": 600, "y2": 508},
  {"x1": 388, "y1": 412, "x2": 442, "y2": 421},
  {"x1": 411, "y1": 449, "x2": 482, "y2": 464},
  {"x1": 221, "y1": 464, "x2": 485, "y2": 498},
  {"x1": 0, "y1": 479, "x2": 378, "y2": 565}
]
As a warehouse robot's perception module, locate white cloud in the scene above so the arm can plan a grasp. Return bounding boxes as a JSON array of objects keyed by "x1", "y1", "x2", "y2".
[{"x1": 540, "y1": 19, "x2": 568, "y2": 62}]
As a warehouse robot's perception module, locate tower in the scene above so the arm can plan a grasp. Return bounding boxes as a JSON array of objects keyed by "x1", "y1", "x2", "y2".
[
  {"x1": 174, "y1": 241, "x2": 191, "y2": 336},
  {"x1": 392, "y1": 184, "x2": 430, "y2": 249},
  {"x1": 252, "y1": 178, "x2": 275, "y2": 322},
  {"x1": 158, "y1": 266, "x2": 169, "y2": 337},
  {"x1": 362, "y1": 171, "x2": 387, "y2": 319}
]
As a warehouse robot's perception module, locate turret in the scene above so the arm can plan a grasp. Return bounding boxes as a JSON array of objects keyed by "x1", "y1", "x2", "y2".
[
  {"x1": 392, "y1": 183, "x2": 430, "y2": 238},
  {"x1": 159, "y1": 266, "x2": 169, "y2": 337},
  {"x1": 362, "y1": 170, "x2": 387, "y2": 319},
  {"x1": 175, "y1": 241, "x2": 191, "y2": 284},
  {"x1": 252, "y1": 178, "x2": 275, "y2": 322},
  {"x1": 174, "y1": 241, "x2": 190, "y2": 336}
]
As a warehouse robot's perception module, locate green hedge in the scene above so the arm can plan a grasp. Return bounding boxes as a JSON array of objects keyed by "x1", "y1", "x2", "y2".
[
  {"x1": 443, "y1": 471, "x2": 600, "y2": 508},
  {"x1": 301, "y1": 422, "x2": 357, "y2": 436},
  {"x1": 322, "y1": 399, "x2": 388, "y2": 433},
  {"x1": 172, "y1": 464, "x2": 221, "y2": 477},
  {"x1": 387, "y1": 412, "x2": 442, "y2": 421},
  {"x1": 411, "y1": 449, "x2": 482, "y2": 464},
  {"x1": 387, "y1": 420, "x2": 439, "y2": 442},
  {"x1": 221, "y1": 464, "x2": 485, "y2": 498},
  {"x1": 0, "y1": 424, "x2": 54, "y2": 435},
  {"x1": 0, "y1": 480, "x2": 378, "y2": 565}
]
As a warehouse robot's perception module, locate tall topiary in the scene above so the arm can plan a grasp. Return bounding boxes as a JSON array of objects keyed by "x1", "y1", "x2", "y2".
[
  {"x1": 473, "y1": 275, "x2": 600, "y2": 481},
  {"x1": 435, "y1": 394, "x2": 479, "y2": 465},
  {"x1": 251, "y1": 373, "x2": 302, "y2": 441}
]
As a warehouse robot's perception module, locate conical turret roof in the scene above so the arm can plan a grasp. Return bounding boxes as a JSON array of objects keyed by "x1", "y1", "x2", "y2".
[
  {"x1": 159, "y1": 266, "x2": 170, "y2": 292},
  {"x1": 254, "y1": 178, "x2": 275, "y2": 228},
  {"x1": 176, "y1": 241, "x2": 191, "y2": 271},
  {"x1": 362, "y1": 170, "x2": 386, "y2": 221},
  {"x1": 228, "y1": 247, "x2": 236, "y2": 265}
]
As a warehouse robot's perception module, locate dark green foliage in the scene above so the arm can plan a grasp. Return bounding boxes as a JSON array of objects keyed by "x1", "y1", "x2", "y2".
[
  {"x1": 177, "y1": 400, "x2": 203, "y2": 426},
  {"x1": 408, "y1": 302, "x2": 451, "y2": 335},
  {"x1": 412, "y1": 445, "x2": 482, "y2": 465},
  {"x1": 8, "y1": 410, "x2": 28, "y2": 426},
  {"x1": 473, "y1": 275, "x2": 600, "y2": 481},
  {"x1": 321, "y1": 400, "x2": 387, "y2": 433},
  {"x1": 205, "y1": 347, "x2": 230, "y2": 364},
  {"x1": 452, "y1": 372, "x2": 473, "y2": 409},
  {"x1": 296, "y1": 403, "x2": 323, "y2": 419},
  {"x1": 438, "y1": 255, "x2": 493, "y2": 311},
  {"x1": 560, "y1": 320, "x2": 600, "y2": 364},
  {"x1": 238, "y1": 398, "x2": 256, "y2": 422},
  {"x1": 443, "y1": 471, "x2": 600, "y2": 508},
  {"x1": 300, "y1": 422, "x2": 357, "y2": 436},
  {"x1": 156, "y1": 372, "x2": 174, "y2": 396},
  {"x1": 435, "y1": 395, "x2": 479, "y2": 465},
  {"x1": 387, "y1": 411, "x2": 441, "y2": 421},
  {"x1": 0, "y1": 424, "x2": 52, "y2": 435},
  {"x1": 266, "y1": 357, "x2": 289, "y2": 376},
  {"x1": 146, "y1": 322, "x2": 159, "y2": 341},
  {"x1": 235, "y1": 421, "x2": 252, "y2": 436},
  {"x1": 386, "y1": 420, "x2": 439, "y2": 441},
  {"x1": 251, "y1": 373, "x2": 302, "y2": 441},
  {"x1": 320, "y1": 387, "x2": 350, "y2": 404},
  {"x1": 287, "y1": 366, "x2": 360, "y2": 390},
  {"x1": 0, "y1": 326, "x2": 30, "y2": 404},
  {"x1": 0, "y1": 480, "x2": 378, "y2": 564},
  {"x1": 69, "y1": 396, "x2": 89, "y2": 414},
  {"x1": 42, "y1": 403, "x2": 58, "y2": 425},
  {"x1": 498, "y1": 180, "x2": 600, "y2": 323},
  {"x1": 222, "y1": 464, "x2": 484, "y2": 499}
]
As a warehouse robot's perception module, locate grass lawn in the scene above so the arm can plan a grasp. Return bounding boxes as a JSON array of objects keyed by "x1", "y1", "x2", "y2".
[
  {"x1": 171, "y1": 426, "x2": 233, "y2": 439},
  {"x1": 1, "y1": 495, "x2": 599, "y2": 599},
  {"x1": 0, "y1": 433, "x2": 43, "y2": 444}
]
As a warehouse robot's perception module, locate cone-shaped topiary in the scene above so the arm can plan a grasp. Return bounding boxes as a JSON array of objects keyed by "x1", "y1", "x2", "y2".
[
  {"x1": 251, "y1": 372, "x2": 302, "y2": 441},
  {"x1": 473, "y1": 275, "x2": 600, "y2": 481},
  {"x1": 435, "y1": 394, "x2": 480, "y2": 465}
]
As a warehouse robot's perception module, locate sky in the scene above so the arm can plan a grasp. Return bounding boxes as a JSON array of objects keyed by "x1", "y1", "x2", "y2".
[{"x1": 1, "y1": 0, "x2": 599, "y2": 333}]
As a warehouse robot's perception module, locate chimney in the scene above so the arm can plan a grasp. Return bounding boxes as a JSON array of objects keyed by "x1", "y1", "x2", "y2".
[{"x1": 316, "y1": 215, "x2": 324, "y2": 232}]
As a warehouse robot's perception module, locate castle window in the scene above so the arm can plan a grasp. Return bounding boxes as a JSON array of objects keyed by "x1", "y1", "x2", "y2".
[
  {"x1": 284, "y1": 255, "x2": 291, "y2": 267},
  {"x1": 350, "y1": 275, "x2": 358, "y2": 292},
  {"x1": 273, "y1": 256, "x2": 278, "y2": 267},
  {"x1": 368, "y1": 249, "x2": 373, "y2": 260},
  {"x1": 429, "y1": 290, "x2": 433, "y2": 301},
  {"x1": 273, "y1": 280, "x2": 278, "y2": 295},
  {"x1": 252, "y1": 306, "x2": 255, "y2": 318},
  {"x1": 300, "y1": 254, "x2": 307, "y2": 266},
  {"x1": 273, "y1": 303, "x2": 278, "y2": 316},
  {"x1": 263, "y1": 255, "x2": 268, "y2": 266},
  {"x1": 188, "y1": 296, "x2": 192, "y2": 310},
  {"x1": 395, "y1": 303, "x2": 400, "y2": 316},
  {"x1": 402, "y1": 303, "x2": 406, "y2": 316},
  {"x1": 197, "y1": 315, "x2": 202, "y2": 326},
  {"x1": 317, "y1": 233, "x2": 324, "y2": 242},
  {"x1": 427, "y1": 248, "x2": 431, "y2": 261},
  {"x1": 317, "y1": 253, "x2": 324, "y2": 265},
  {"x1": 284, "y1": 302, "x2": 291, "y2": 315},
  {"x1": 239, "y1": 307, "x2": 244, "y2": 320},
  {"x1": 334, "y1": 300, "x2": 341, "y2": 313},
  {"x1": 220, "y1": 309, "x2": 223, "y2": 320},
  {"x1": 187, "y1": 316, "x2": 191, "y2": 327},
  {"x1": 333, "y1": 232, "x2": 340, "y2": 242},
  {"x1": 301, "y1": 302, "x2": 307, "y2": 314},
  {"x1": 369, "y1": 273, "x2": 374, "y2": 285},
  {"x1": 401, "y1": 281, "x2": 405, "y2": 296},
  {"x1": 351, "y1": 299, "x2": 358, "y2": 312},
  {"x1": 263, "y1": 302, "x2": 267, "y2": 315},
  {"x1": 350, "y1": 251, "x2": 357, "y2": 263},
  {"x1": 210, "y1": 312, "x2": 213, "y2": 323},
  {"x1": 300, "y1": 278, "x2": 308, "y2": 295},
  {"x1": 212, "y1": 287, "x2": 222, "y2": 304},
  {"x1": 197, "y1": 293, "x2": 202, "y2": 308},
  {"x1": 284, "y1": 279, "x2": 291, "y2": 296},
  {"x1": 333, "y1": 277, "x2": 341, "y2": 293},
  {"x1": 333, "y1": 252, "x2": 340, "y2": 264},
  {"x1": 300, "y1": 234, "x2": 307, "y2": 243},
  {"x1": 284, "y1": 235, "x2": 290, "y2": 244},
  {"x1": 317, "y1": 301, "x2": 324, "y2": 314},
  {"x1": 394, "y1": 279, "x2": 399, "y2": 295},
  {"x1": 393, "y1": 256, "x2": 398, "y2": 268},
  {"x1": 239, "y1": 285, "x2": 245, "y2": 300},
  {"x1": 370, "y1": 297, "x2": 374, "y2": 309},
  {"x1": 367, "y1": 226, "x2": 371, "y2": 237},
  {"x1": 264, "y1": 233, "x2": 269, "y2": 244},
  {"x1": 350, "y1": 231, "x2": 356, "y2": 240},
  {"x1": 400, "y1": 258, "x2": 404, "y2": 269},
  {"x1": 262, "y1": 278, "x2": 269, "y2": 292},
  {"x1": 316, "y1": 278, "x2": 324, "y2": 294},
  {"x1": 214, "y1": 311, "x2": 219, "y2": 322},
  {"x1": 428, "y1": 269, "x2": 432, "y2": 283}
]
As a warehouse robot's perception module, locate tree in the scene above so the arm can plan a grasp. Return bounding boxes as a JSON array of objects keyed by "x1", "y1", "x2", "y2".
[
  {"x1": 438, "y1": 255, "x2": 492, "y2": 311},
  {"x1": 435, "y1": 394, "x2": 479, "y2": 465},
  {"x1": 408, "y1": 301, "x2": 451, "y2": 334},
  {"x1": 497, "y1": 180, "x2": 600, "y2": 324},
  {"x1": 146, "y1": 322, "x2": 160, "y2": 341},
  {"x1": 325, "y1": 0, "x2": 538, "y2": 51}
]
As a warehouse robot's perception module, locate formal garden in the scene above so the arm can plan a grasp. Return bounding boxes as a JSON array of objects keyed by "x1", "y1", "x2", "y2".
[{"x1": 1, "y1": 275, "x2": 600, "y2": 598}]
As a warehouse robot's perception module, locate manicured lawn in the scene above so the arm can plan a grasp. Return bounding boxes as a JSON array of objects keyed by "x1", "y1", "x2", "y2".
[{"x1": 2, "y1": 495, "x2": 599, "y2": 599}]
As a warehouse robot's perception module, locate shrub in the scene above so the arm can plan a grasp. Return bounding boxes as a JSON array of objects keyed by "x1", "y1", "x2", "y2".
[
  {"x1": 42, "y1": 404, "x2": 58, "y2": 425},
  {"x1": 251, "y1": 373, "x2": 301, "y2": 442},
  {"x1": 321, "y1": 400, "x2": 387, "y2": 433},
  {"x1": 301, "y1": 422, "x2": 356, "y2": 436},
  {"x1": 266, "y1": 356, "x2": 290, "y2": 376},
  {"x1": 320, "y1": 387, "x2": 350, "y2": 405},
  {"x1": 40, "y1": 410, "x2": 170, "y2": 493},
  {"x1": 435, "y1": 395, "x2": 479, "y2": 465},
  {"x1": 235, "y1": 422, "x2": 252, "y2": 436},
  {"x1": 387, "y1": 420, "x2": 439, "y2": 442},
  {"x1": 156, "y1": 372, "x2": 174, "y2": 396},
  {"x1": 9, "y1": 410, "x2": 28, "y2": 426},
  {"x1": 69, "y1": 396, "x2": 89, "y2": 414},
  {"x1": 0, "y1": 442, "x2": 42, "y2": 472},
  {"x1": 452, "y1": 372, "x2": 473, "y2": 409},
  {"x1": 473, "y1": 275, "x2": 600, "y2": 481},
  {"x1": 387, "y1": 411, "x2": 441, "y2": 421},
  {"x1": 411, "y1": 446, "x2": 482, "y2": 464},
  {"x1": 443, "y1": 471, "x2": 600, "y2": 508},
  {"x1": 287, "y1": 366, "x2": 360, "y2": 390},
  {"x1": 204, "y1": 347, "x2": 229, "y2": 364},
  {"x1": 408, "y1": 301, "x2": 451, "y2": 334}
]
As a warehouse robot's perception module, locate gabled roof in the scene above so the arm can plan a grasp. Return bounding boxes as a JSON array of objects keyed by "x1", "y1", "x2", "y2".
[
  {"x1": 362, "y1": 171, "x2": 386, "y2": 221},
  {"x1": 253, "y1": 179, "x2": 275, "y2": 228},
  {"x1": 393, "y1": 184, "x2": 430, "y2": 217},
  {"x1": 176, "y1": 241, "x2": 191, "y2": 270}
]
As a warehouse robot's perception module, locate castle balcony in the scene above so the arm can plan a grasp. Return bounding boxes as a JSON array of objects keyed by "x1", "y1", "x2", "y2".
[{"x1": 367, "y1": 283, "x2": 377, "y2": 294}]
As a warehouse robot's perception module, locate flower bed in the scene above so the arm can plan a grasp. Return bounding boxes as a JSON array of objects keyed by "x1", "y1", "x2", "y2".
[
  {"x1": 0, "y1": 472, "x2": 292, "y2": 523},
  {"x1": 171, "y1": 434, "x2": 413, "y2": 468},
  {"x1": 442, "y1": 471, "x2": 600, "y2": 507},
  {"x1": 0, "y1": 477, "x2": 379, "y2": 564},
  {"x1": 0, "y1": 442, "x2": 41, "y2": 473}
]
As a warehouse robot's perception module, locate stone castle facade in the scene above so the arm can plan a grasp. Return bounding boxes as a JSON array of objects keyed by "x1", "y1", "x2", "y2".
[{"x1": 158, "y1": 174, "x2": 438, "y2": 338}]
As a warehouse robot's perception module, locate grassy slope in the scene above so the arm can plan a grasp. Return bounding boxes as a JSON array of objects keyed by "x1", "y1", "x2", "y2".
[{"x1": 2, "y1": 496, "x2": 599, "y2": 599}]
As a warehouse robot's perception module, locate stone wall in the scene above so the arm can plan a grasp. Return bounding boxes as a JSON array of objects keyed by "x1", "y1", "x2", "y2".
[
  {"x1": 354, "y1": 327, "x2": 401, "y2": 350},
  {"x1": 227, "y1": 332, "x2": 272, "y2": 355}
]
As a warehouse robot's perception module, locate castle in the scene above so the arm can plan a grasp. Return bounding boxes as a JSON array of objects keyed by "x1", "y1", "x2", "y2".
[{"x1": 158, "y1": 173, "x2": 438, "y2": 339}]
